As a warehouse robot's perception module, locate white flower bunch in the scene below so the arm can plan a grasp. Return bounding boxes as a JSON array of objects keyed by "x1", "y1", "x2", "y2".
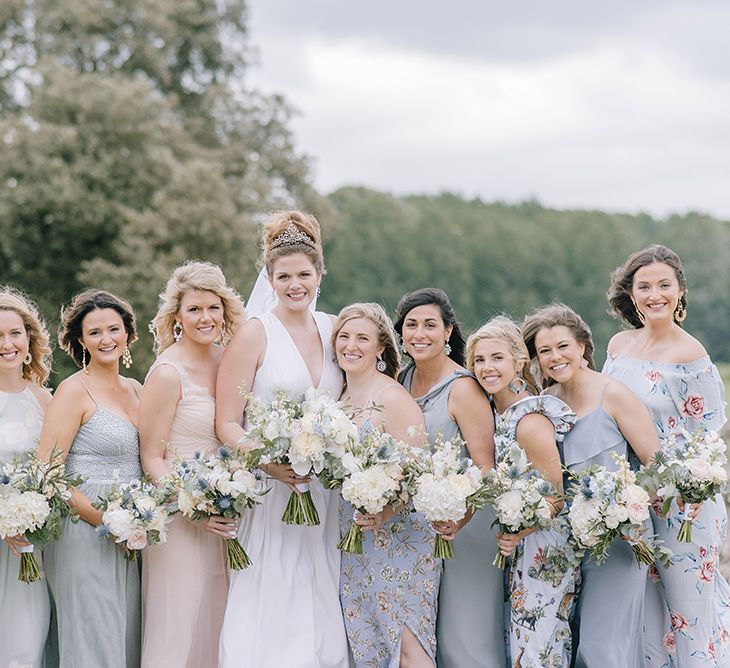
[
  {"x1": 173, "y1": 445, "x2": 267, "y2": 569},
  {"x1": 0, "y1": 450, "x2": 82, "y2": 582},
  {"x1": 483, "y1": 441, "x2": 557, "y2": 568},
  {"x1": 639, "y1": 428, "x2": 728, "y2": 543},
  {"x1": 411, "y1": 433, "x2": 488, "y2": 559},
  {"x1": 94, "y1": 477, "x2": 172, "y2": 561},
  {"x1": 568, "y1": 453, "x2": 668, "y2": 566},
  {"x1": 337, "y1": 429, "x2": 412, "y2": 554}
]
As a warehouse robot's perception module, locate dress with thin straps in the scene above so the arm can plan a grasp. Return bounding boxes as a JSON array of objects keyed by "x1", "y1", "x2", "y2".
[
  {"x1": 560, "y1": 381, "x2": 649, "y2": 668},
  {"x1": 141, "y1": 358, "x2": 228, "y2": 668},
  {"x1": 339, "y1": 382, "x2": 441, "y2": 668},
  {"x1": 219, "y1": 310, "x2": 351, "y2": 668},
  {"x1": 399, "y1": 364, "x2": 506, "y2": 668},
  {"x1": 44, "y1": 381, "x2": 142, "y2": 668}
]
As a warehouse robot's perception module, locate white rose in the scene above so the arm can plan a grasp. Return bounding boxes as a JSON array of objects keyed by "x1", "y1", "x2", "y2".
[
  {"x1": 604, "y1": 503, "x2": 629, "y2": 530},
  {"x1": 104, "y1": 508, "x2": 134, "y2": 540},
  {"x1": 495, "y1": 490, "x2": 524, "y2": 530},
  {"x1": 687, "y1": 458, "x2": 714, "y2": 481},
  {"x1": 620, "y1": 485, "x2": 650, "y2": 525}
]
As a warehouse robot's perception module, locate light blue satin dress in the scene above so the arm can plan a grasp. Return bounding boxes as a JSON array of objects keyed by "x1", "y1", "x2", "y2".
[{"x1": 400, "y1": 364, "x2": 506, "y2": 668}]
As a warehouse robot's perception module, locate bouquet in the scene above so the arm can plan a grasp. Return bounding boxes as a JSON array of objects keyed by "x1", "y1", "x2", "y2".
[
  {"x1": 244, "y1": 388, "x2": 357, "y2": 525},
  {"x1": 639, "y1": 428, "x2": 728, "y2": 543},
  {"x1": 337, "y1": 429, "x2": 413, "y2": 554},
  {"x1": 94, "y1": 476, "x2": 173, "y2": 561},
  {"x1": 411, "y1": 433, "x2": 489, "y2": 560},
  {"x1": 0, "y1": 450, "x2": 81, "y2": 582},
  {"x1": 567, "y1": 453, "x2": 670, "y2": 567},
  {"x1": 173, "y1": 445, "x2": 268, "y2": 569},
  {"x1": 483, "y1": 442, "x2": 557, "y2": 568}
]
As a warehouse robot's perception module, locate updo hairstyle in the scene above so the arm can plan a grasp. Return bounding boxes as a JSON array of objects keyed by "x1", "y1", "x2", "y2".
[{"x1": 261, "y1": 210, "x2": 324, "y2": 276}]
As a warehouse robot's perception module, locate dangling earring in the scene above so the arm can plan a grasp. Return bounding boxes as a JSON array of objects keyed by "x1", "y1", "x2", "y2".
[
  {"x1": 631, "y1": 299, "x2": 645, "y2": 325},
  {"x1": 173, "y1": 321, "x2": 183, "y2": 342},
  {"x1": 508, "y1": 376, "x2": 527, "y2": 394},
  {"x1": 443, "y1": 341, "x2": 452, "y2": 356},
  {"x1": 218, "y1": 322, "x2": 226, "y2": 346},
  {"x1": 316, "y1": 286, "x2": 321, "y2": 298},
  {"x1": 24, "y1": 352, "x2": 32, "y2": 366},
  {"x1": 398, "y1": 336, "x2": 407, "y2": 355},
  {"x1": 376, "y1": 356, "x2": 387, "y2": 373},
  {"x1": 674, "y1": 301, "x2": 686, "y2": 323},
  {"x1": 81, "y1": 346, "x2": 88, "y2": 375},
  {"x1": 122, "y1": 345, "x2": 133, "y2": 369}
]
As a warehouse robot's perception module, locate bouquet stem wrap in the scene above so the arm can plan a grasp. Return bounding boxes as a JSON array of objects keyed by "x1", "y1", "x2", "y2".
[{"x1": 18, "y1": 544, "x2": 41, "y2": 583}]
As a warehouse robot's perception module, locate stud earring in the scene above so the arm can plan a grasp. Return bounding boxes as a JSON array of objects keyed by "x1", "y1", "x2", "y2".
[
  {"x1": 674, "y1": 301, "x2": 686, "y2": 323},
  {"x1": 376, "y1": 356, "x2": 387, "y2": 373},
  {"x1": 122, "y1": 345, "x2": 133, "y2": 369},
  {"x1": 443, "y1": 341, "x2": 452, "y2": 356},
  {"x1": 24, "y1": 353, "x2": 32, "y2": 366},
  {"x1": 173, "y1": 321, "x2": 183, "y2": 342},
  {"x1": 508, "y1": 376, "x2": 527, "y2": 394}
]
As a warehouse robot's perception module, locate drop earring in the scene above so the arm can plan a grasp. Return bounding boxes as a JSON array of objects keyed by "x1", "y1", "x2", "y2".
[
  {"x1": 376, "y1": 356, "x2": 387, "y2": 373},
  {"x1": 443, "y1": 341, "x2": 452, "y2": 356},
  {"x1": 508, "y1": 376, "x2": 527, "y2": 394},
  {"x1": 674, "y1": 301, "x2": 686, "y2": 322},
  {"x1": 24, "y1": 353, "x2": 32, "y2": 366},
  {"x1": 81, "y1": 347, "x2": 88, "y2": 374},
  {"x1": 173, "y1": 321, "x2": 183, "y2": 342},
  {"x1": 122, "y1": 345, "x2": 133, "y2": 369}
]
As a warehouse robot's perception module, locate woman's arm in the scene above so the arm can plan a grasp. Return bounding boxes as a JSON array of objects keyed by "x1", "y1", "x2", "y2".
[
  {"x1": 449, "y1": 377, "x2": 495, "y2": 469},
  {"x1": 605, "y1": 381, "x2": 660, "y2": 466}
]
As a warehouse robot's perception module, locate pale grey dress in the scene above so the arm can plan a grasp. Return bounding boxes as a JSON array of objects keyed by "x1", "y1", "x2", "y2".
[
  {"x1": 399, "y1": 364, "x2": 506, "y2": 668},
  {"x1": 560, "y1": 382, "x2": 648, "y2": 668},
  {"x1": 44, "y1": 388, "x2": 142, "y2": 668},
  {"x1": 0, "y1": 387, "x2": 50, "y2": 668}
]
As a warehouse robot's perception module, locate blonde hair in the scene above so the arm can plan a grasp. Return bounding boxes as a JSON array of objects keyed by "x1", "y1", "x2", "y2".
[
  {"x1": 0, "y1": 286, "x2": 52, "y2": 386},
  {"x1": 150, "y1": 261, "x2": 245, "y2": 354},
  {"x1": 331, "y1": 303, "x2": 400, "y2": 379},
  {"x1": 466, "y1": 315, "x2": 538, "y2": 394},
  {"x1": 261, "y1": 210, "x2": 324, "y2": 276}
]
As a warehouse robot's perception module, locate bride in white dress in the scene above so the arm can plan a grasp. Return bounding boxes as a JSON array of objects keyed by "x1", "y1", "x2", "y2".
[{"x1": 216, "y1": 211, "x2": 351, "y2": 668}]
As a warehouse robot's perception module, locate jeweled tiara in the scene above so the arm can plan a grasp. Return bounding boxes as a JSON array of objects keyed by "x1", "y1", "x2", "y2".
[{"x1": 271, "y1": 220, "x2": 316, "y2": 249}]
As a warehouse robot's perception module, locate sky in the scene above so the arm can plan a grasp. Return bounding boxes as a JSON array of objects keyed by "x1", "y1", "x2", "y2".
[{"x1": 244, "y1": 1, "x2": 730, "y2": 219}]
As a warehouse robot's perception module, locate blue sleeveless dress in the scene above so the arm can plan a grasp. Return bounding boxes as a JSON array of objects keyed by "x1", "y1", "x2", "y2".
[
  {"x1": 339, "y1": 413, "x2": 441, "y2": 667},
  {"x1": 560, "y1": 384, "x2": 649, "y2": 668},
  {"x1": 604, "y1": 354, "x2": 730, "y2": 668},
  {"x1": 399, "y1": 364, "x2": 506, "y2": 668},
  {"x1": 44, "y1": 401, "x2": 142, "y2": 668},
  {"x1": 494, "y1": 395, "x2": 579, "y2": 668}
]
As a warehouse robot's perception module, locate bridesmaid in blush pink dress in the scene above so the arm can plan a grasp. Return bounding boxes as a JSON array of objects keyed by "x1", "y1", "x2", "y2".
[{"x1": 139, "y1": 262, "x2": 244, "y2": 668}]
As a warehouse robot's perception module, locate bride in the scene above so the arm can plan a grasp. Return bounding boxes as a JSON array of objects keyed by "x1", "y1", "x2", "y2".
[{"x1": 216, "y1": 211, "x2": 351, "y2": 668}]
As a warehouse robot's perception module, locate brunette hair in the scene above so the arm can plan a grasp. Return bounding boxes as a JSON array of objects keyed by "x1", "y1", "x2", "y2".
[
  {"x1": 59, "y1": 289, "x2": 137, "y2": 368},
  {"x1": 608, "y1": 244, "x2": 688, "y2": 328},
  {"x1": 393, "y1": 287, "x2": 466, "y2": 365},
  {"x1": 261, "y1": 210, "x2": 324, "y2": 276},
  {"x1": 0, "y1": 286, "x2": 52, "y2": 386},
  {"x1": 522, "y1": 302, "x2": 595, "y2": 388},
  {"x1": 332, "y1": 303, "x2": 400, "y2": 379}
]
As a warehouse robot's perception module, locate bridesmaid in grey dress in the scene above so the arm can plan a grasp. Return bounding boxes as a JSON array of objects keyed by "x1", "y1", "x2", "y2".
[
  {"x1": 0, "y1": 287, "x2": 52, "y2": 668},
  {"x1": 394, "y1": 288, "x2": 505, "y2": 668},
  {"x1": 523, "y1": 302, "x2": 660, "y2": 668},
  {"x1": 39, "y1": 290, "x2": 142, "y2": 668}
]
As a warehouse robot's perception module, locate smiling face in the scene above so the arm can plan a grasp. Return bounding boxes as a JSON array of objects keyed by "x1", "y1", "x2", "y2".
[
  {"x1": 534, "y1": 325, "x2": 586, "y2": 385},
  {"x1": 631, "y1": 261, "x2": 682, "y2": 325},
  {"x1": 335, "y1": 316, "x2": 384, "y2": 377},
  {"x1": 79, "y1": 308, "x2": 128, "y2": 367},
  {"x1": 401, "y1": 304, "x2": 452, "y2": 363},
  {"x1": 177, "y1": 289, "x2": 224, "y2": 345},
  {"x1": 0, "y1": 310, "x2": 29, "y2": 375},
  {"x1": 472, "y1": 338, "x2": 521, "y2": 396},
  {"x1": 270, "y1": 253, "x2": 320, "y2": 312}
]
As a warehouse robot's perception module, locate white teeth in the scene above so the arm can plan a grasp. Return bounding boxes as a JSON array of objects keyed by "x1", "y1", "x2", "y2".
[
  {"x1": 481, "y1": 375, "x2": 500, "y2": 383},
  {"x1": 551, "y1": 363, "x2": 568, "y2": 371},
  {"x1": 1, "y1": 352, "x2": 18, "y2": 360}
]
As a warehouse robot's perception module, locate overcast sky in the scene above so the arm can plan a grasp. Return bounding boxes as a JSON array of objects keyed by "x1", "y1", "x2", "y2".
[{"x1": 245, "y1": 1, "x2": 730, "y2": 218}]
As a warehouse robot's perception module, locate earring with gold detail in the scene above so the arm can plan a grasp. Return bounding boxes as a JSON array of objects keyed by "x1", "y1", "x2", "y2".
[
  {"x1": 674, "y1": 301, "x2": 686, "y2": 323},
  {"x1": 631, "y1": 299, "x2": 645, "y2": 325},
  {"x1": 122, "y1": 345, "x2": 133, "y2": 369},
  {"x1": 81, "y1": 346, "x2": 88, "y2": 374}
]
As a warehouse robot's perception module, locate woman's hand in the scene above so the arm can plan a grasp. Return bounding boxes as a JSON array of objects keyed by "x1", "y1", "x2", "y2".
[
  {"x1": 432, "y1": 513, "x2": 473, "y2": 542},
  {"x1": 4, "y1": 534, "x2": 31, "y2": 557},
  {"x1": 195, "y1": 515, "x2": 239, "y2": 539},
  {"x1": 355, "y1": 507, "x2": 397, "y2": 531},
  {"x1": 259, "y1": 463, "x2": 312, "y2": 492},
  {"x1": 497, "y1": 528, "x2": 535, "y2": 556},
  {"x1": 677, "y1": 498, "x2": 702, "y2": 521}
]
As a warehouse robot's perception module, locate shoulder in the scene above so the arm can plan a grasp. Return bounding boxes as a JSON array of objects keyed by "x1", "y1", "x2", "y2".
[
  {"x1": 507, "y1": 395, "x2": 575, "y2": 441},
  {"x1": 380, "y1": 382, "x2": 415, "y2": 407},
  {"x1": 125, "y1": 377, "x2": 143, "y2": 396},
  {"x1": 602, "y1": 377, "x2": 641, "y2": 414},
  {"x1": 449, "y1": 374, "x2": 489, "y2": 406},
  {"x1": 28, "y1": 384, "x2": 52, "y2": 411},
  {"x1": 49, "y1": 374, "x2": 92, "y2": 413},
  {"x1": 671, "y1": 330, "x2": 707, "y2": 363},
  {"x1": 144, "y1": 362, "x2": 182, "y2": 390},
  {"x1": 515, "y1": 411, "x2": 558, "y2": 444},
  {"x1": 607, "y1": 329, "x2": 638, "y2": 355},
  {"x1": 226, "y1": 317, "x2": 267, "y2": 352}
]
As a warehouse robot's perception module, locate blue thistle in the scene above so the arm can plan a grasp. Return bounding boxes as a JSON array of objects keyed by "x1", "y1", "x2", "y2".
[{"x1": 215, "y1": 496, "x2": 234, "y2": 512}]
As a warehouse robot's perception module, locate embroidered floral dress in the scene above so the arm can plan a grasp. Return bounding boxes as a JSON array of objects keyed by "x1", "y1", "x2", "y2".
[
  {"x1": 604, "y1": 354, "x2": 730, "y2": 668},
  {"x1": 494, "y1": 395, "x2": 579, "y2": 668}
]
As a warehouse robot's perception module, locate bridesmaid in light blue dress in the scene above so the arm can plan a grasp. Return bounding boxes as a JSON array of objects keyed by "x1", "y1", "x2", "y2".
[
  {"x1": 395, "y1": 288, "x2": 505, "y2": 668},
  {"x1": 334, "y1": 303, "x2": 441, "y2": 668},
  {"x1": 605, "y1": 244, "x2": 730, "y2": 667},
  {"x1": 40, "y1": 290, "x2": 142, "y2": 668},
  {"x1": 468, "y1": 316, "x2": 579, "y2": 668},
  {"x1": 0, "y1": 287, "x2": 52, "y2": 668},
  {"x1": 523, "y1": 302, "x2": 661, "y2": 668}
]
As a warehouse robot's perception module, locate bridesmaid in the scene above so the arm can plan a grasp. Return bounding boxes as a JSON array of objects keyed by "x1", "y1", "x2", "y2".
[
  {"x1": 0, "y1": 286, "x2": 52, "y2": 668},
  {"x1": 605, "y1": 244, "x2": 730, "y2": 667},
  {"x1": 216, "y1": 210, "x2": 350, "y2": 668},
  {"x1": 334, "y1": 303, "x2": 440, "y2": 668},
  {"x1": 139, "y1": 261, "x2": 244, "y2": 668},
  {"x1": 523, "y1": 302, "x2": 660, "y2": 668},
  {"x1": 393, "y1": 288, "x2": 505, "y2": 668},
  {"x1": 40, "y1": 289, "x2": 142, "y2": 668},
  {"x1": 467, "y1": 316, "x2": 579, "y2": 668}
]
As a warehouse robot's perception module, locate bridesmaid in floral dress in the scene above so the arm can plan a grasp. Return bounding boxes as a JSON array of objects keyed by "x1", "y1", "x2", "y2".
[
  {"x1": 605, "y1": 244, "x2": 730, "y2": 667},
  {"x1": 334, "y1": 303, "x2": 440, "y2": 668},
  {"x1": 140, "y1": 262, "x2": 244, "y2": 667},
  {"x1": 0, "y1": 287, "x2": 52, "y2": 668},
  {"x1": 467, "y1": 316, "x2": 579, "y2": 668}
]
